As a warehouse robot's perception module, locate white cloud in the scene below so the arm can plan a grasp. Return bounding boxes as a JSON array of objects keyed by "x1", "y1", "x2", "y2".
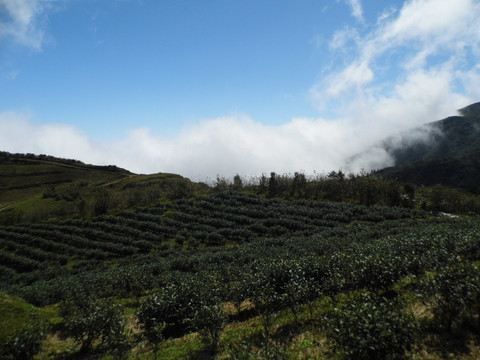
[
  {"x1": 311, "y1": 0, "x2": 480, "y2": 146},
  {"x1": 0, "y1": 111, "x2": 101, "y2": 161},
  {"x1": 346, "y1": 0, "x2": 364, "y2": 22},
  {"x1": 106, "y1": 116, "x2": 357, "y2": 178},
  {"x1": 376, "y1": 6, "x2": 397, "y2": 25},
  {"x1": 1, "y1": 94, "x2": 469, "y2": 182},
  {"x1": 459, "y1": 64, "x2": 480, "y2": 100},
  {"x1": 380, "y1": 0, "x2": 475, "y2": 43},
  {"x1": 329, "y1": 26, "x2": 359, "y2": 51},
  {"x1": 0, "y1": 111, "x2": 393, "y2": 179},
  {"x1": 324, "y1": 0, "x2": 479, "y2": 97},
  {"x1": 327, "y1": 60, "x2": 373, "y2": 97},
  {"x1": 0, "y1": 0, "x2": 58, "y2": 49},
  {"x1": 370, "y1": 0, "x2": 479, "y2": 70}
]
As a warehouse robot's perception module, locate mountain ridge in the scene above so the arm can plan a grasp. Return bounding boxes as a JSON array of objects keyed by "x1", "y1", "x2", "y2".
[
  {"x1": 375, "y1": 102, "x2": 480, "y2": 192},
  {"x1": 386, "y1": 102, "x2": 480, "y2": 166}
]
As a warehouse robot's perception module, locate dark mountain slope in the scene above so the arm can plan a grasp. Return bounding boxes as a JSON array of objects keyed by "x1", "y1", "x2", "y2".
[
  {"x1": 384, "y1": 102, "x2": 480, "y2": 166},
  {"x1": 377, "y1": 151, "x2": 480, "y2": 193},
  {"x1": 376, "y1": 102, "x2": 480, "y2": 192}
]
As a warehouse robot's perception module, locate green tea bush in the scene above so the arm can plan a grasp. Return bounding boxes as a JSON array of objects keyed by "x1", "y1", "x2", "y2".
[
  {"x1": 419, "y1": 261, "x2": 480, "y2": 332},
  {"x1": 325, "y1": 292, "x2": 417, "y2": 360},
  {"x1": 138, "y1": 277, "x2": 219, "y2": 338},
  {"x1": 137, "y1": 298, "x2": 164, "y2": 360},
  {"x1": 193, "y1": 303, "x2": 226, "y2": 354},
  {"x1": 0, "y1": 325, "x2": 46, "y2": 360},
  {"x1": 60, "y1": 295, "x2": 126, "y2": 354}
]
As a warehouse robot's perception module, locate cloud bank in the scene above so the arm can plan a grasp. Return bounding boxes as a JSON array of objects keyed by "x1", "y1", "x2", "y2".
[
  {"x1": 0, "y1": 101, "x2": 468, "y2": 181},
  {"x1": 0, "y1": 112, "x2": 364, "y2": 179},
  {"x1": 1, "y1": 0, "x2": 479, "y2": 180}
]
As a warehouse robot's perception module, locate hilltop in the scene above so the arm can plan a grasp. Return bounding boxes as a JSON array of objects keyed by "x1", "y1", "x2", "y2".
[{"x1": 0, "y1": 152, "x2": 205, "y2": 224}]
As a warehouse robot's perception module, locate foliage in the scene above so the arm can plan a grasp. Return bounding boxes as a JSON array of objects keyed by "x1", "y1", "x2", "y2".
[
  {"x1": 418, "y1": 261, "x2": 480, "y2": 332},
  {"x1": 60, "y1": 292, "x2": 127, "y2": 353},
  {"x1": 138, "y1": 276, "x2": 226, "y2": 356},
  {"x1": 0, "y1": 324, "x2": 47, "y2": 360},
  {"x1": 324, "y1": 292, "x2": 417, "y2": 360},
  {"x1": 0, "y1": 191, "x2": 480, "y2": 358},
  {"x1": 193, "y1": 303, "x2": 226, "y2": 354}
]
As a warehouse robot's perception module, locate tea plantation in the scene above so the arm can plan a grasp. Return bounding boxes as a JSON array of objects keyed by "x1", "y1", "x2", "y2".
[{"x1": 0, "y1": 191, "x2": 479, "y2": 359}]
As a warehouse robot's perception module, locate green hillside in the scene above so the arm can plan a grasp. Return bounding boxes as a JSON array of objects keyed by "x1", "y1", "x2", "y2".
[
  {"x1": 0, "y1": 191, "x2": 479, "y2": 359},
  {"x1": 0, "y1": 291, "x2": 58, "y2": 340},
  {"x1": 0, "y1": 152, "x2": 204, "y2": 225},
  {"x1": 2, "y1": 99, "x2": 480, "y2": 358}
]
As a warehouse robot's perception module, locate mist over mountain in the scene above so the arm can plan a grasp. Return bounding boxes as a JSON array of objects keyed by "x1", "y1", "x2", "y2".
[
  {"x1": 386, "y1": 102, "x2": 480, "y2": 165},
  {"x1": 372, "y1": 102, "x2": 480, "y2": 192}
]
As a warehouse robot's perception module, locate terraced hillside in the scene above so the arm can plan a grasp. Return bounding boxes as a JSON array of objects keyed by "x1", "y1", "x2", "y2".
[
  {"x1": 0, "y1": 192, "x2": 479, "y2": 359},
  {"x1": 0, "y1": 192, "x2": 418, "y2": 291},
  {"x1": 0, "y1": 152, "x2": 202, "y2": 224}
]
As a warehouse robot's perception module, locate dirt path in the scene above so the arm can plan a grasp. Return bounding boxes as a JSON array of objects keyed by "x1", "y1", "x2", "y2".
[
  {"x1": 0, "y1": 203, "x2": 14, "y2": 212},
  {"x1": 100, "y1": 174, "x2": 137, "y2": 187}
]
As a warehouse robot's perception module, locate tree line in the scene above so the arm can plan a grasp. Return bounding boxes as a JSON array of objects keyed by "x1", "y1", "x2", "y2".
[{"x1": 214, "y1": 170, "x2": 480, "y2": 214}]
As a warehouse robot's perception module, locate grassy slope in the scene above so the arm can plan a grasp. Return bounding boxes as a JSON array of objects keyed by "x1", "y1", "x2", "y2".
[
  {"x1": 0, "y1": 153, "x2": 203, "y2": 224},
  {"x1": 0, "y1": 292, "x2": 58, "y2": 341},
  {"x1": 0, "y1": 154, "x2": 128, "y2": 219}
]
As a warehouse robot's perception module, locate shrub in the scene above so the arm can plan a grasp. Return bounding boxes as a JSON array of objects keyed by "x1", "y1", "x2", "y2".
[
  {"x1": 193, "y1": 304, "x2": 226, "y2": 354},
  {"x1": 60, "y1": 296, "x2": 126, "y2": 354},
  {"x1": 419, "y1": 261, "x2": 480, "y2": 332},
  {"x1": 1, "y1": 325, "x2": 46, "y2": 360},
  {"x1": 138, "y1": 278, "x2": 217, "y2": 339},
  {"x1": 137, "y1": 296, "x2": 165, "y2": 360},
  {"x1": 325, "y1": 292, "x2": 417, "y2": 360}
]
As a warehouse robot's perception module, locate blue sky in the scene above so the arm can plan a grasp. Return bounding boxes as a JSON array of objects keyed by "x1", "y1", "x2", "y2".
[{"x1": 1, "y1": 0, "x2": 479, "y2": 179}]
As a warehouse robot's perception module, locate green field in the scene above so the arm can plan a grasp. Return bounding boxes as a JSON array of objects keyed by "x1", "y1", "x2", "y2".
[{"x1": 1, "y1": 189, "x2": 479, "y2": 359}]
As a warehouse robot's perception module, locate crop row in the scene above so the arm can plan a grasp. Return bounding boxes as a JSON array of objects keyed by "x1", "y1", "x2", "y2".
[
  {"x1": 0, "y1": 192, "x2": 422, "y2": 279},
  {"x1": 7, "y1": 216, "x2": 477, "y2": 307},
  {"x1": 5, "y1": 216, "x2": 479, "y2": 359}
]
